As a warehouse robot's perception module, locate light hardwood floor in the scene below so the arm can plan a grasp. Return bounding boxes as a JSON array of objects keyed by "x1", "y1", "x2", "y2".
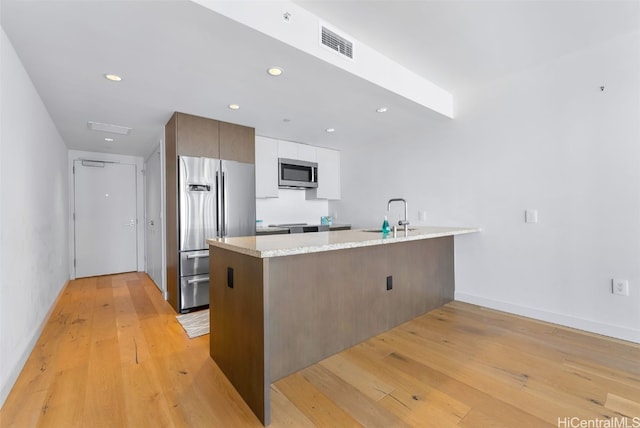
[{"x1": 1, "y1": 273, "x2": 638, "y2": 427}]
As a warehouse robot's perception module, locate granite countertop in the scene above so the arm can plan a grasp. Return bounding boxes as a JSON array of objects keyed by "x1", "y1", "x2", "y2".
[{"x1": 207, "y1": 226, "x2": 480, "y2": 258}]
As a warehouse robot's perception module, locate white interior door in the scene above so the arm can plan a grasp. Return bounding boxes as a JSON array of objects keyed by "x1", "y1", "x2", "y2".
[
  {"x1": 145, "y1": 148, "x2": 163, "y2": 290},
  {"x1": 74, "y1": 160, "x2": 137, "y2": 278}
]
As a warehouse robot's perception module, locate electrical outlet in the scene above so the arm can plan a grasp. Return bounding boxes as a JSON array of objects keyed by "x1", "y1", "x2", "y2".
[
  {"x1": 612, "y1": 278, "x2": 629, "y2": 296},
  {"x1": 418, "y1": 210, "x2": 427, "y2": 221}
]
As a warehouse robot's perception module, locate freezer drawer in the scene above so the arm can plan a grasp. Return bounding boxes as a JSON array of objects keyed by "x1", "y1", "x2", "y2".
[
  {"x1": 180, "y1": 251, "x2": 209, "y2": 276},
  {"x1": 180, "y1": 274, "x2": 210, "y2": 311}
]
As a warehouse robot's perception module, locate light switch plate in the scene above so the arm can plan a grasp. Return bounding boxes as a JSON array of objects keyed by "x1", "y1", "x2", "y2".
[{"x1": 525, "y1": 210, "x2": 538, "y2": 224}]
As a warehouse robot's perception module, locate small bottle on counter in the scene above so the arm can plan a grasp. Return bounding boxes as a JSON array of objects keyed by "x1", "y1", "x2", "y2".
[{"x1": 381, "y1": 216, "x2": 391, "y2": 236}]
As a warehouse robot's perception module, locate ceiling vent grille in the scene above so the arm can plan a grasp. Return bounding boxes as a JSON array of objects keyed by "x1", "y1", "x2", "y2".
[
  {"x1": 87, "y1": 121, "x2": 132, "y2": 135},
  {"x1": 321, "y1": 26, "x2": 353, "y2": 59}
]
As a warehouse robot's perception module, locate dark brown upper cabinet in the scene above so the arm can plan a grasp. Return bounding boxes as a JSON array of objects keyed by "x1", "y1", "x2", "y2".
[
  {"x1": 167, "y1": 112, "x2": 254, "y2": 162},
  {"x1": 175, "y1": 112, "x2": 220, "y2": 158},
  {"x1": 219, "y1": 121, "x2": 255, "y2": 164}
]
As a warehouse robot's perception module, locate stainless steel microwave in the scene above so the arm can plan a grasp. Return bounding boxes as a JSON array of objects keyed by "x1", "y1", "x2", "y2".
[{"x1": 278, "y1": 158, "x2": 318, "y2": 188}]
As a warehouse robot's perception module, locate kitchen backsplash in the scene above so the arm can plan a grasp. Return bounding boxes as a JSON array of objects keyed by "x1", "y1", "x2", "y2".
[{"x1": 256, "y1": 189, "x2": 328, "y2": 225}]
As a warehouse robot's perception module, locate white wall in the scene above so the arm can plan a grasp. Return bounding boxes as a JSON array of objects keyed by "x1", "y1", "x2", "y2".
[
  {"x1": 0, "y1": 27, "x2": 70, "y2": 406},
  {"x1": 332, "y1": 30, "x2": 640, "y2": 343},
  {"x1": 256, "y1": 189, "x2": 328, "y2": 226},
  {"x1": 67, "y1": 150, "x2": 146, "y2": 278}
]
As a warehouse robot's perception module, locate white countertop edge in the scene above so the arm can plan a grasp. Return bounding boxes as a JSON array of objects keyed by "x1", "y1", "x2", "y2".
[{"x1": 208, "y1": 227, "x2": 480, "y2": 259}]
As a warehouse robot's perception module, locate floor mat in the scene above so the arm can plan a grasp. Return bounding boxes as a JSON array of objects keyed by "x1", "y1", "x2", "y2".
[{"x1": 176, "y1": 310, "x2": 209, "y2": 338}]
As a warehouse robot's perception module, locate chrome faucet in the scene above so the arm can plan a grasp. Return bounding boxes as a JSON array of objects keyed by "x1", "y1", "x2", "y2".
[{"x1": 387, "y1": 198, "x2": 409, "y2": 234}]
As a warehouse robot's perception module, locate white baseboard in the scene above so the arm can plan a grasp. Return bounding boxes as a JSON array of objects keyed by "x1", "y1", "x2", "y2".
[
  {"x1": 0, "y1": 280, "x2": 69, "y2": 407},
  {"x1": 455, "y1": 292, "x2": 640, "y2": 344}
]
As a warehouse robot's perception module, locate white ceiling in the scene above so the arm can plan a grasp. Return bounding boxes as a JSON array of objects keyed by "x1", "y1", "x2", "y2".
[
  {"x1": 295, "y1": 0, "x2": 640, "y2": 93},
  {"x1": 2, "y1": 0, "x2": 638, "y2": 158}
]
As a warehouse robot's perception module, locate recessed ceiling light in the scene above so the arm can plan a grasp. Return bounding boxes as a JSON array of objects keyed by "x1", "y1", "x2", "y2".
[
  {"x1": 104, "y1": 137, "x2": 114, "y2": 142},
  {"x1": 376, "y1": 107, "x2": 388, "y2": 113},
  {"x1": 104, "y1": 73, "x2": 122, "y2": 82},
  {"x1": 325, "y1": 128, "x2": 335, "y2": 133},
  {"x1": 228, "y1": 104, "x2": 240, "y2": 110},
  {"x1": 267, "y1": 67, "x2": 283, "y2": 76}
]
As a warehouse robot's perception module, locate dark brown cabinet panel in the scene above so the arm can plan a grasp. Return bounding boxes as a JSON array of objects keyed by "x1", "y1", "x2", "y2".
[
  {"x1": 176, "y1": 112, "x2": 220, "y2": 158},
  {"x1": 165, "y1": 114, "x2": 179, "y2": 311}
]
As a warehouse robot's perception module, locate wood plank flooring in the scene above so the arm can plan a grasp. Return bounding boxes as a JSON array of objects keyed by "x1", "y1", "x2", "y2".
[{"x1": 1, "y1": 272, "x2": 638, "y2": 427}]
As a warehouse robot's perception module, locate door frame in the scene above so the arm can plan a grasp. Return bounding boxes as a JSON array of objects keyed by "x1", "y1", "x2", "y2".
[
  {"x1": 144, "y1": 141, "x2": 167, "y2": 296},
  {"x1": 68, "y1": 150, "x2": 146, "y2": 279}
]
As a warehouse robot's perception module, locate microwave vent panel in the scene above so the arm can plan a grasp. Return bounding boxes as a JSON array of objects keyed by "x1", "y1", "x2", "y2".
[{"x1": 321, "y1": 25, "x2": 353, "y2": 60}]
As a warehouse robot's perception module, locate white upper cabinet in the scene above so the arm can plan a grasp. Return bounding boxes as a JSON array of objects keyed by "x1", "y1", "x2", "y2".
[
  {"x1": 255, "y1": 136, "x2": 279, "y2": 198},
  {"x1": 257, "y1": 136, "x2": 341, "y2": 200},
  {"x1": 277, "y1": 140, "x2": 298, "y2": 159},
  {"x1": 306, "y1": 147, "x2": 341, "y2": 200},
  {"x1": 278, "y1": 139, "x2": 316, "y2": 162},
  {"x1": 297, "y1": 144, "x2": 317, "y2": 162}
]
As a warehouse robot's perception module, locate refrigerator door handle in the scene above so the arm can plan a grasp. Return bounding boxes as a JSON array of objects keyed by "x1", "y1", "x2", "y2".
[
  {"x1": 186, "y1": 251, "x2": 209, "y2": 259},
  {"x1": 223, "y1": 169, "x2": 229, "y2": 237},
  {"x1": 216, "y1": 168, "x2": 222, "y2": 237},
  {"x1": 187, "y1": 276, "x2": 210, "y2": 284}
]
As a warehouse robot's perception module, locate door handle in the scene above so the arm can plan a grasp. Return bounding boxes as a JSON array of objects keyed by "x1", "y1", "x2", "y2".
[
  {"x1": 148, "y1": 220, "x2": 155, "y2": 226},
  {"x1": 187, "y1": 277, "x2": 209, "y2": 284}
]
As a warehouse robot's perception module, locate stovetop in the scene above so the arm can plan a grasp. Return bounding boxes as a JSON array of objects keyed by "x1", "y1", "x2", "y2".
[{"x1": 267, "y1": 223, "x2": 330, "y2": 233}]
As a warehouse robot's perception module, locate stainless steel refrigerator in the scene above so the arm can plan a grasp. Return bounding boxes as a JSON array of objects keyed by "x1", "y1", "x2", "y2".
[{"x1": 178, "y1": 156, "x2": 255, "y2": 312}]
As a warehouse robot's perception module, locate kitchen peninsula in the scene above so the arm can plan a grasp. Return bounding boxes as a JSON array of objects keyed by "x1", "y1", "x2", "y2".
[{"x1": 207, "y1": 226, "x2": 479, "y2": 425}]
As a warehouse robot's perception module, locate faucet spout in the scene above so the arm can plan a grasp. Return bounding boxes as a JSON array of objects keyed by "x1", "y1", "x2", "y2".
[{"x1": 387, "y1": 198, "x2": 409, "y2": 234}]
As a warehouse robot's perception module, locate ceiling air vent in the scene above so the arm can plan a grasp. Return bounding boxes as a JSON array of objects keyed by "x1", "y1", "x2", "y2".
[
  {"x1": 321, "y1": 25, "x2": 353, "y2": 60},
  {"x1": 87, "y1": 121, "x2": 132, "y2": 135}
]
